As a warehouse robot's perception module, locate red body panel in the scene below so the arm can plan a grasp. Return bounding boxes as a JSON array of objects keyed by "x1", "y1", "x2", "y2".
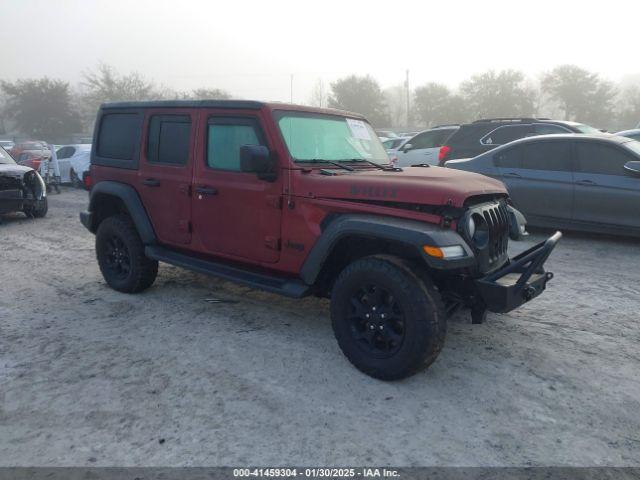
[{"x1": 91, "y1": 103, "x2": 509, "y2": 278}]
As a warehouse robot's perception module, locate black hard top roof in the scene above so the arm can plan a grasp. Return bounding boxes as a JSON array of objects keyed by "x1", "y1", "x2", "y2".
[
  {"x1": 100, "y1": 100, "x2": 264, "y2": 110},
  {"x1": 99, "y1": 100, "x2": 365, "y2": 119}
]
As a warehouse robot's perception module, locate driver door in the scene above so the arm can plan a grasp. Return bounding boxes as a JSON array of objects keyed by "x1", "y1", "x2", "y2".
[{"x1": 191, "y1": 110, "x2": 283, "y2": 263}]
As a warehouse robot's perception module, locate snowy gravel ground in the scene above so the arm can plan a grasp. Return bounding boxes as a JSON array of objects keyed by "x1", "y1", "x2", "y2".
[{"x1": 0, "y1": 188, "x2": 638, "y2": 466}]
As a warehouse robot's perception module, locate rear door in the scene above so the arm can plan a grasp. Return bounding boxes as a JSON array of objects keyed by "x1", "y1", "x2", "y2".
[
  {"x1": 137, "y1": 110, "x2": 195, "y2": 246},
  {"x1": 573, "y1": 141, "x2": 640, "y2": 228},
  {"x1": 496, "y1": 139, "x2": 574, "y2": 221},
  {"x1": 191, "y1": 110, "x2": 282, "y2": 263},
  {"x1": 396, "y1": 129, "x2": 452, "y2": 166}
]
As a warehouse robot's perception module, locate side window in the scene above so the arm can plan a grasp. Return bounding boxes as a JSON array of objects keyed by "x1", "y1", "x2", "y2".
[
  {"x1": 494, "y1": 146, "x2": 523, "y2": 169},
  {"x1": 147, "y1": 115, "x2": 191, "y2": 165},
  {"x1": 56, "y1": 147, "x2": 72, "y2": 159},
  {"x1": 576, "y1": 142, "x2": 632, "y2": 175},
  {"x1": 97, "y1": 113, "x2": 141, "y2": 161},
  {"x1": 207, "y1": 117, "x2": 264, "y2": 171},
  {"x1": 534, "y1": 124, "x2": 571, "y2": 135},
  {"x1": 410, "y1": 132, "x2": 438, "y2": 149},
  {"x1": 482, "y1": 125, "x2": 531, "y2": 145},
  {"x1": 521, "y1": 141, "x2": 572, "y2": 171}
]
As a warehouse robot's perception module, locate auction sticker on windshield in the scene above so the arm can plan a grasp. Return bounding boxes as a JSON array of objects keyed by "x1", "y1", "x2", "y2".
[{"x1": 346, "y1": 118, "x2": 371, "y2": 140}]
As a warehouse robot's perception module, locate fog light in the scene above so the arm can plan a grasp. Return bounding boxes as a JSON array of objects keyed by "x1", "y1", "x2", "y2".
[{"x1": 423, "y1": 245, "x2": 466, "y2": 259}]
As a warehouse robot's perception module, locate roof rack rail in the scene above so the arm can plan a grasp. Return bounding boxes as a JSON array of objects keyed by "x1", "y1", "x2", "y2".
[
  {"x1": 472, "y1": 117, "x2": 541, "y2": 123},
  {"x1": 432, "y1": 123, "x2": 460, "y2": 128}
]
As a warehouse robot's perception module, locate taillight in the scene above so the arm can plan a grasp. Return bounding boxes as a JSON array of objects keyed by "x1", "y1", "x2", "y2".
[
  {"x1": 83, "y1": 173, "x2": 92, "y2": 190},
  {"x1": 438, "y1": 145, "x2": 451, "y2": 165}
]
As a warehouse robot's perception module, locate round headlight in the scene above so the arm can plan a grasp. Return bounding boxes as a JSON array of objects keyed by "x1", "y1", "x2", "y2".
[{"x1": 466, "y1": 215, "x2": 476, "y2": 239}]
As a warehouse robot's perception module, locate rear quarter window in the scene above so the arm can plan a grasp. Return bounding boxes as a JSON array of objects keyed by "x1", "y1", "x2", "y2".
[{"x1": 93, "y1": 111, "x2": 143, "y2": 169}]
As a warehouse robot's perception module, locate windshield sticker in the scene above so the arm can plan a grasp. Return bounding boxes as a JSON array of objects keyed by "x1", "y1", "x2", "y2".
[{"x1": 346, "y1": 119, "x2": 371, "y2": 140}]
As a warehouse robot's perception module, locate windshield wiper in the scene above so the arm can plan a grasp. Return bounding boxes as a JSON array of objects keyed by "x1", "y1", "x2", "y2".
[
  {"x1": 345, "y1": 158, "x2": 397, "y2": 171},
  {"x1": 299, "y1": 159, "x2": 354, "y2": 171}
]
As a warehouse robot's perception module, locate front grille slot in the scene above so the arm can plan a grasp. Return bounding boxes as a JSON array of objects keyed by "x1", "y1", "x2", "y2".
[{"x1": 464, "y1": 200, "x2": 510, "y2": 273}]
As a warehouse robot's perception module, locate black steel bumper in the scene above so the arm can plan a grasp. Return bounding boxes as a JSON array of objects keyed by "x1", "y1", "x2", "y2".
[{"x1": 474, "y1": 231, "x2": 561, "y2": 313}]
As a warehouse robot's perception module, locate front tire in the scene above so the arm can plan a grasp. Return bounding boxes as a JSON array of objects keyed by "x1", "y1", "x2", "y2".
[
  {"x1": 96, "y1": 214, "x2": 158, "y2": 293},
  {"x1": 331, "y1": 255, "x2": 446, "y2": 381}
]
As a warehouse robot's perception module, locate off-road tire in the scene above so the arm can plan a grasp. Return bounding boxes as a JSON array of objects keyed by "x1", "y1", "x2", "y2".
[
  {"x1": 96, "y1": 214, "x2": 158, "y2": 293},
  {"x1": 331, "y1": 255, "x2": 446, "y2": 381},
  {"x1": 24, "y1": 197, "x2": 48, "y2": 218}
]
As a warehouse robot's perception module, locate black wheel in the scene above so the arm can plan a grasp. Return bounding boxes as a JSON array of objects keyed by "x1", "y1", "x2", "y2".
[
  {"x1": 24, "y1": 197, "x2": 48, "y2": 218},
  {"x1": 96, "y1": 214, "x2": 158, "y2": 293},
  {"x1": 331, "y1": 255, "x2": 446, "y2": 381}
]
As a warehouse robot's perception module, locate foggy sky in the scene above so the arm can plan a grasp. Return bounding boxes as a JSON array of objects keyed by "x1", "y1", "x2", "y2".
[{"x1": 1, "y1": 0, "x2": 638, "y2": 102}]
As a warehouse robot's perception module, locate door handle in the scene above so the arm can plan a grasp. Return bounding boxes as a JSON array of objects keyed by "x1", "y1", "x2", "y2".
[
  {"x1": 196, "y1": 186, "x2": 218, "y2": 196},
  {"x1": 503, "y1": 172, "x2": 522, "y2": 178},
  {"x1": 576, "y1": 179, "x2": 596, "y2": 186},
  {"x1": 142, "y1": 178, "x2": 160, "y2": 187}
]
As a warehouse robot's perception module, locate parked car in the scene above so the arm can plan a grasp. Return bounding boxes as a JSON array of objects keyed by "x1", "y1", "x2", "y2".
[
  {"x1": 438, "y1": 117, "x2": 601, "y2": 164},
  {"x1": 79, "y1": 100, "x2": 559, "y2": 380},
  {"x1": 16, "y1": 151, "x2": 48, "y2": 171},
  {"x1": 0, "y1": 140, "x2": 14, "y2": 152},
  {"x1": 56, "y1": 144, "x2": 91, "y2": 185},
  {"x1": 375, "y1": 129, "x2": 398, "y2": 139},
  {"x1": 395, "y1": 125, "x2": 459, "y2": 167},
  {"x1": 381, "y1": 136, "x2": 410, "y2": 152},
  {"x1": 10, "y1": 141, "x2": 49, "y2": 159},
  {"x1": 0, "y1": 145, "x2": 48, "y2": 218},
  {"x1": 616, "y1": 129, "x2": 640, "y2": 142},
  {"x1": 445, "y1": 134, "x2": 640, "y2": 237}
]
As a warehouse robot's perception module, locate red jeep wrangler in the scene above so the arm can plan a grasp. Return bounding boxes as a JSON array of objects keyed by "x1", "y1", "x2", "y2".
[{"x1": 80, "y1": 100, "x2": 560, "y2": 380}]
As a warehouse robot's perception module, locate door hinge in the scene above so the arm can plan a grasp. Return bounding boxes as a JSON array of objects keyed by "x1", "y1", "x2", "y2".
[{"x1": 264, "y1": 236, "x2": 281, "y2": 250}]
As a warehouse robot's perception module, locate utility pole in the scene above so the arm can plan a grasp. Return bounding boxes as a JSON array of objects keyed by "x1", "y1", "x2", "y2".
[
  {"x1": 405, "y1": 69, "x2": 410, "y2": 129},
  {"x1": 290, "y1": 74, "x2": 294, "y2": 103}
]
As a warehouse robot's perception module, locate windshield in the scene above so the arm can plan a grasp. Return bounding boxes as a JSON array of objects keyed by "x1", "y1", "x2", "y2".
[
  {"x1": 277, "y1": 112, "x2": 389, "y2": 164},
  {"x1": 0, "y1": 146, "x2": 16, "y2": 164}
]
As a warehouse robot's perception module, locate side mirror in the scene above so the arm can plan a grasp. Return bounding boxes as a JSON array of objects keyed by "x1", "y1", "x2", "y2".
[
  {"x1": 402, "y1": 143, "x2": 413, "y2": 152},
  {"x1": 624, "y1": 161, "x2": 640, "y2": 177},
  {"x1": 240, "y1": 145, "x2": 276, "y2": 181}
]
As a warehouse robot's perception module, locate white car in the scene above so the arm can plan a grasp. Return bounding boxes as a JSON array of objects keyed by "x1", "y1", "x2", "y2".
[
  {"x1": 0, "y1": 140, "x2": 14, "y2": 151},
  {"x1": 616, "y1": 129, "x2": 640, "y2": 142},
  {"x1": 56, "y1": 144, "x2": 91, "y2": 185},
  {"x1": 382, "y1": 136, "x2": 411, "y2": 153},
  {"x1": 394, "y1": 125, "x2": 459, "y2": 167}
]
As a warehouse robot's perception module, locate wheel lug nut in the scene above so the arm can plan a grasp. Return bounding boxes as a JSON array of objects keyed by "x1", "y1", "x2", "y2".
[
  {"x1": 369, "y1": 324, "x2": 375, "y2": 330},
  {"x1": 379, "y1": 325, "x2": 384, "y2": 330},
  {"x1": 365, "y1": 313, "x2": 370, "y2": 318},
  {"x1": 380, "y1": 314, "x2": 385, "y2": 319},
  {"x1": 372, "y1": 307, "x2": 377, "y2": 311}
]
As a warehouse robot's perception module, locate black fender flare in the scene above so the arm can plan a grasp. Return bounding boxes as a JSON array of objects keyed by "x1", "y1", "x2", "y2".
[
  {"x1": 82, "y1": 181, "x2": 156, "y2": 245},
  {"x1": 299, "y1": 214, "x2": 475, "y2": 285}
]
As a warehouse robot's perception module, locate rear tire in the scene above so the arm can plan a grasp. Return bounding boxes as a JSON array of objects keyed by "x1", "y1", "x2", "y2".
[
  {"x1": 96, "y1": 214, "x2": 158, "y2": 293},
  {"x1": 330, "y1": 255, "x2": 446, "y2": 380}
]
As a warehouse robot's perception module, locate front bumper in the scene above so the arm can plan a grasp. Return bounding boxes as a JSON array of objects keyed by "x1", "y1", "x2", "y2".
[{"x1": 474, "y1": 231, "x2": 561, "y2": 313}]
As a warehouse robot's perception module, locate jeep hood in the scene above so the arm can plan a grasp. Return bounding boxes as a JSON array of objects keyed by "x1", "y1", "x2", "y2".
[{"x1": 296, "y1": 166, "x2": 507, "y2": 208}]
